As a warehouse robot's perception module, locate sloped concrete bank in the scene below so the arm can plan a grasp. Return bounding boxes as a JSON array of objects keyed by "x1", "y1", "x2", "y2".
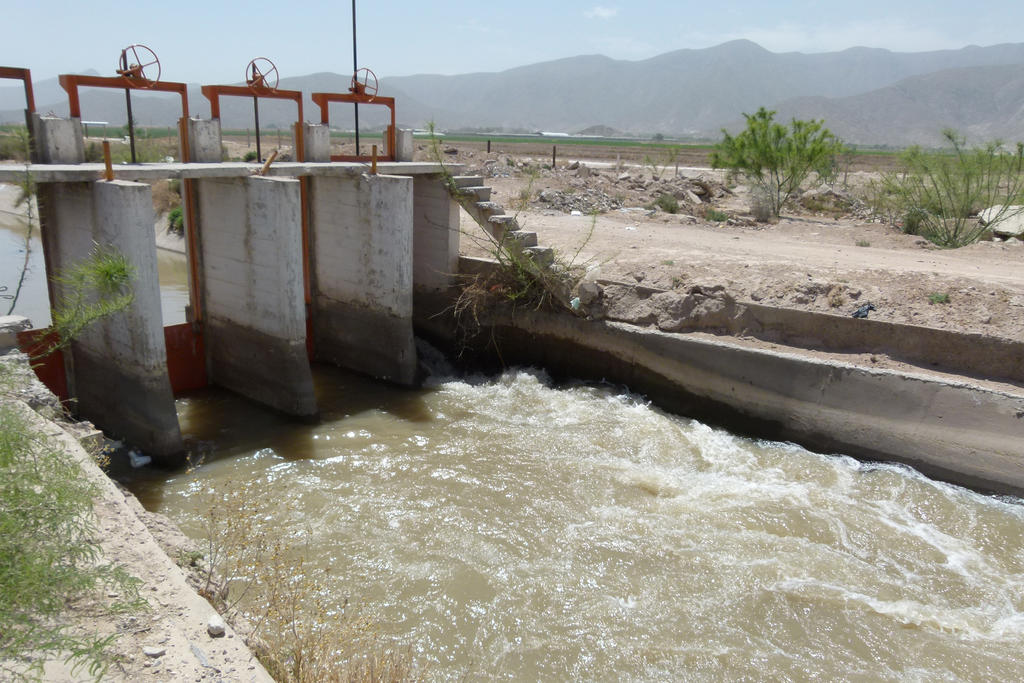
[{"x1": 414, "y1": 300, "x2": 1024, "y2": 498}]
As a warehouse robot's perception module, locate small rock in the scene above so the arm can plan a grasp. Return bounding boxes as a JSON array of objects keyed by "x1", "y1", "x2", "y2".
[
  {"x1": 618, "y1": 172, "x2": 631, "y2": 181},
  {"x1": 577, "y1": 281, "x2": 603, "y2": 305},
  {"x1": 144, "y1": 646, "x2": 166, "y2": 658},
  {"x1": 443, "y1": 147, "x2": 458, "y2": 155},
  {"x1": 208, "y1": 614, "x2": 226, "y2": 638},
  {"x1": 567, "y1": 160, "x2": 580, "y2": 170}
]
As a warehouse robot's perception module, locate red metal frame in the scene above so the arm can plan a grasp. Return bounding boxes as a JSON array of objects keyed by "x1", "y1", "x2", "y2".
[
  {"x1": 0, "y1": 66, "x2": 35, "y2": 112},
  {"x1": 200, "y1": 83, "x2": 305, "y2": 161},
  {"x1": 311, "y1": 91, "x2": 396, "y2": 162},
  {"x1": 58, "y1": 73, "x2": 189, "y2": 119}
]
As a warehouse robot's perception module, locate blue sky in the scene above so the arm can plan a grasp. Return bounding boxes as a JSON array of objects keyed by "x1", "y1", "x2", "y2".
[{"x1": 4, "y1": 1, "x2": 1023, "y2": 84}]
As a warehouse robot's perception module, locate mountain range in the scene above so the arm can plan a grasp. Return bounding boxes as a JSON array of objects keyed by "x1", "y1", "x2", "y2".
[{"x1": 2, "y1": 40, "x2": 1023, "y2": 147}]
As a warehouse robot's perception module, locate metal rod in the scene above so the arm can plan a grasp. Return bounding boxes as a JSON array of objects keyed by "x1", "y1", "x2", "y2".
[
  {"x1": 352, "y1": 0, "x2": 359, "y2": 156},
  {"x1": 552, "y1": 145, "x2": 556, "y2": 167},
  {"x1": 371, "y1": 144, "x2": 377, "y2": 174},
  {"x1": 253, "y1": 96, "x2": 262, "y2": 162},
  {"x1": 125, "y1": 88, "x2": 137, "y2": 163},
  {"x1": 102, "y1": 141, "x2": 113, "y2": 180}
]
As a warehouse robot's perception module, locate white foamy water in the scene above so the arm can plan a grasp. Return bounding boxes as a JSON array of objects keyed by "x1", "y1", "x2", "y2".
[{"x1": 127, "y1": 365, "x2": 1024, "y2": 680}]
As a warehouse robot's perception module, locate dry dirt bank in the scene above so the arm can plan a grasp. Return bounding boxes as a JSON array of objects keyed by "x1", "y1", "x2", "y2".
[{"x1": 445, "y1": 148, "x2": 1023, "y2": 389}]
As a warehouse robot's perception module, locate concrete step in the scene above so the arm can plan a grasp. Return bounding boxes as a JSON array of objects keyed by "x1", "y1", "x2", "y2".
[
  {"x1": 457, "y1": 185, "x2": 491, "y2": 201},
  {"x1": 452, "y1": 175, "x2": 484, "y2": 189},
  {"x1": 474, "y1": 201, "x2": 504, "y2": 217},
  {"x1": 507, "y1": 230, "x2": 538, "y2": 247},
  {"x1": 487, "y1": 214, "x2": 518, "y2": 231},
  {"x1": 526, "y1": 246, "x2": 555, "y2": 267}
]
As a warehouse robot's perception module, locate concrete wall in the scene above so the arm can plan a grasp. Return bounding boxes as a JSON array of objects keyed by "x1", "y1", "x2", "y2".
[
  {"x1": 31, "y1": 114, "x2": 84, "y2": 163},
  {"x1": 38, "y1": 179, "x2": 183, "y2": 459},
  {"x1": 309, "y1": 173, "x2": 417, "y2": 384},
  {"x1": 412, "y1": 176, "x2": 460, "y2": 292},
  {"x1": 197, "y1": 176, "x2": 317, "y2": 416},
  {"x1": 303, "y1": 123, "x2": 330, "y2": 162},
  {"x1": 186, "y1": 118, "x2": 222, "y2": 163}
]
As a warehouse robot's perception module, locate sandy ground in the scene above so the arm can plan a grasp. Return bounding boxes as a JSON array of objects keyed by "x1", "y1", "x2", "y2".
[{"x1": 455, "y1": 155, "x2": 1024, "y2": 345}]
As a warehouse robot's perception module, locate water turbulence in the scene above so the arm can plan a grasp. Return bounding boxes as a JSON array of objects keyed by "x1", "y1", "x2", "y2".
[{"x1": 126, "y1": 362, "x2": 1024, "y2": 680}]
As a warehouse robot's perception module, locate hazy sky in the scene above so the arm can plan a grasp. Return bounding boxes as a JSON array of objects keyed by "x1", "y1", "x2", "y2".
[{"x1": 4, "y1": 1, "x2": 1023, "y2": 84}]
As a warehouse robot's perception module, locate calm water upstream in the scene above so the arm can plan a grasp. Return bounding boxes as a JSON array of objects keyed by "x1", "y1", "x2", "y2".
[{"x1": 123, "y1": 359, "x2": 1024, "y2": 681}]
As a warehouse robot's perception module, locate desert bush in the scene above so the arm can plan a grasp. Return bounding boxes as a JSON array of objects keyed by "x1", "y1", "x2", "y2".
[
  {"x1": 0, "y1": 378, "x2": 143, "y2": 682},
  {"x1": 710, "y1": 107, "x2": 843, "y2": 217},
  {"x1": 652, "y1": 193, "x2": 679, "y2": 214},
  {"x1": 705, "y1": 207, "x2": 729, "y2": 222},
  {"x1": 244, "y1": 150, "x2": 259, "y2": 162},
  {"x1": 876, "y1": 130, "x2": 1024, "y2": 247},
  {"x1": 167, "y1": 206, "x2": 184, "y2": 235}
]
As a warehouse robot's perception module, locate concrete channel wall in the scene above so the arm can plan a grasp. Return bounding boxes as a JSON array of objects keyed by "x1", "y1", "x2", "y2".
[{"x1": 462, "y1": 311, "x2": 1024, "y2": 497}]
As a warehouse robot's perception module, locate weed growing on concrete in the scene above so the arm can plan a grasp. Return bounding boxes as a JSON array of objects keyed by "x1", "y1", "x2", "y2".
[
  {"x1": 42, "y1": 245, "x2": 136, "y2": 357},
  {"x1": 0, "y1": 380, "x2": 143, "y2": 681},
  {"x1": 928, "y1": 292, "x2": 951, "y2": 305},
  {"x1": 425, "y1": 122, "x2": 594, "y2": 324},
  {"x1": 855, "y1": 240, "x2": 871, "y2": 247}
]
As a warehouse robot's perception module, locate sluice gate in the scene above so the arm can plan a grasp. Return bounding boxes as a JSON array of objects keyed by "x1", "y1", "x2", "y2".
[{"x1": 1, "y1": 62, "x2": 460, "y2": 464}]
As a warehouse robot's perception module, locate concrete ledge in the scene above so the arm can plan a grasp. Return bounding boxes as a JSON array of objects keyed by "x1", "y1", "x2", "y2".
[{"x1": 0, "y1": 162, "x2": 463, "y2": 184}]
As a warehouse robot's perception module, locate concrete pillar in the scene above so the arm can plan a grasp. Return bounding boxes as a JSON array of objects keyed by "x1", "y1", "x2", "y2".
[
  {"x1": 40, "y1": 180, "x2": 183, "y2": 459},
  {"x1": 186, "y1": 118, "x2": 222, "y2": 163},
  {"x1": 395, "y1": 129, "x2": 415, "y2": 162},
  {"x1": 303, "y1": 123, "x2": 330, "y2": 162},
  {"x1": 412, "y1": 176, "x2": 460, "y2": 292},
  {"x1": 31, "y1": 114, "x2": 84, "y2": 163},
  {"x1": 197, "y1": 175, "x2": 317, "y2": 417},
  {"x1": 309, "y1": 173, "x2": 417, "y2": 384}
]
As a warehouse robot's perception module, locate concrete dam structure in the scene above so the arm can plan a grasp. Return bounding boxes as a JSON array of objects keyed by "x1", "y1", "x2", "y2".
[{"x1": 4, "y1": 107, "x2": 461, "y2": 464}]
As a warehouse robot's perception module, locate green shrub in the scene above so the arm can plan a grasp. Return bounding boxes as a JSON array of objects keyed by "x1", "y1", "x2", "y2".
[
  {"x1": 928, "y1": 292, "x2": 950, "y2": 305},
  {"x1": 706, "y1": 208, "x2": 729, "y2": 222},
  {"x1": 879, "y1": 130, "x2": 1024, "y2": 247},
  {"x1": 653, "y1": 194, "x2": 679, "y2": 213},
  {"x1": 710, "y1": 107, "x2": 843, "y2": 217},
  {"x1": 243, "y1": 150, "x2": 258, "y2": 162},
  {"x1": 168, "y1": 206, "x2": 184, "y2": 235}
]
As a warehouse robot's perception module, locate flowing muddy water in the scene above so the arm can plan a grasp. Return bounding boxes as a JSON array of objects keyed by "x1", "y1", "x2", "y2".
[{"x1": 124, "y1": 361, "x2": 1024, "y2": 681}]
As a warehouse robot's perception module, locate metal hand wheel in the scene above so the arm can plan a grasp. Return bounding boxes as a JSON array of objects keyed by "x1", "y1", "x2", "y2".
[
  {"x1": 117, "y1": 44, "x2": 161, "y2": 87},
  {"x1": 247, "y1": 58, "x2": 279, "y2": 91},
  {"x1": 351, "y1": 68, "x2": 378, "y2": 99}
]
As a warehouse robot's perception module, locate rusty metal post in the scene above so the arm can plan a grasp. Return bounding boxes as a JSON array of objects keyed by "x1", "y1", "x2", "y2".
[
  {"x1": 102, "y1": 141, "x2": 113, "y2": 180},
  {"x1": 487, "y1": 139, "x2": 491, "y2": 153},
  {"x1": 371, "y1": 144, "x2": 377, "y2": 174},
  {"x1": 552, "y1": 145, "x2": 556, "y2": 167},
  {"x1": 253, "y1": 96, "x2": 262, "y2": 162}
]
